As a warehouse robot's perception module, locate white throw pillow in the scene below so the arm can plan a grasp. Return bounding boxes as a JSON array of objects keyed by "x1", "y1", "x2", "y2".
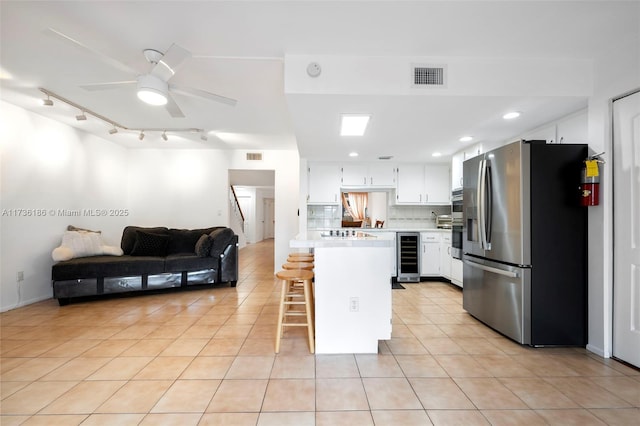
[
  {"x1": 51, "y1": 231, "x2": 125, "y2": 261},
  {"x1": 61, "y1": 231, "x2": 103, "y2": 257}
]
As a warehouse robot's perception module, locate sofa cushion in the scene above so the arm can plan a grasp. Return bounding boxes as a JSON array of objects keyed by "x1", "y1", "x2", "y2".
[
  {"x1": 195, "y1": 234, "x2": 213, "y2": 257},
  {"x1": 52, "y1": 255, "x2": 166, "y2": 281},
  {"x1": 164, "y1": 253, "x2": 218, "y2": 273},
  {"x1": 130, "y1": 231, "x2": 169, "y2": 256},
  {"x1": 121, "y1": 226, "x2": 169, "y2": 254},
  {"x1": 166, "y1": 228, "x2": 204, "y2": 254},
  {"x1": 209, "y1": 228, "x2": 235, "y2": 257}
]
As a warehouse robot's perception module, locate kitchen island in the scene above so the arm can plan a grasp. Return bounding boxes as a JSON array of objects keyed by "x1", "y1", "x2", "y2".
[{"x1": 291, "y1": 231, "x2": 394, "y2": 354}]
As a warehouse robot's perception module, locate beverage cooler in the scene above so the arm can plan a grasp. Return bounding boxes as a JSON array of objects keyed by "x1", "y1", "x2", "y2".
[{"x1": 397, "y1": 232, "x2": 420, "y2": 282}]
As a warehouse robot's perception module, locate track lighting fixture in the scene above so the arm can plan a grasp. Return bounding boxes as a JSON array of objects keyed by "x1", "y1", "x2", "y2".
[
  {"x1": 38, "y1": 88, "x2": 204, "y2": 141},
  {"x1": 200, "y1": 131, "x2": 208, "y2": 141}
]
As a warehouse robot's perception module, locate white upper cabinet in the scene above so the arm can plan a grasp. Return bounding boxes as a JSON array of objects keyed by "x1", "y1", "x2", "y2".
[
  {"x1": 307, "y1": 162, "x2": 342, "y2": 204},
  {"x1": 424, "y1": 164, "x2": 450, "y2": 204},
  {"x1": 396, "y1": 164, "x2": 450, "y2": 204},
  {"x1": 451, "y1": 152, "x2": 464, "y2": 190},
  {"x1": 395, "y1": 164, "x2": 424, "y2": 203},
  {"x1": 341, "y1": 163, "x2": 396, "y2": 187}
]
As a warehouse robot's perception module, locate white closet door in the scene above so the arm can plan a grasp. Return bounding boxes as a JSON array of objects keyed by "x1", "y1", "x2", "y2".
[{"x1": 613, "y1": 90, "x2": 640, "y2": 368}]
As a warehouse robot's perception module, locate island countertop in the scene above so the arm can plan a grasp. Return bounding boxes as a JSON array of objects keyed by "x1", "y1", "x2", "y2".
[{"x1": 291, "y1": 230, "x2": 395, "y2": 249}]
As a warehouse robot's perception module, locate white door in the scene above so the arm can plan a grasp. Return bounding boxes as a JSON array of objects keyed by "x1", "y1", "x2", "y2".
[
  {"x1": 263, "y1": 198, "x2": 275, "y2": 239},
  {"x1": 613, "y1": 90, "x2": 640, "y2": 368}
]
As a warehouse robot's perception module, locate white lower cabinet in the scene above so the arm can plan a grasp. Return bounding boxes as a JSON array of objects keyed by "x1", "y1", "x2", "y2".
[
  {"x1": 440, "y1": 233, "x2": 452, "y2": 279},
  {"x1": 451, "y1": 258, "x2": 463, "y2": 287},
  {"x1": 420, "y1": 233, "x2": 440, "y2": 276}
]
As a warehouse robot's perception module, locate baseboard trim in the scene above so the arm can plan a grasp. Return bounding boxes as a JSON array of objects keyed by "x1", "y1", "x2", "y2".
[{"x1": 586, "y1": 343, "x2": 609, "y2": 358}]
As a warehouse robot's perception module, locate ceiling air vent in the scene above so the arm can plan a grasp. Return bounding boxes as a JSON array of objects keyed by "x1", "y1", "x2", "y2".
[
  {"x1": 412, "y1": 64, "x2": 447, "y2": 88},
  {"x1": 246, "y1": 152, "x2": 263, "y2": 161}
]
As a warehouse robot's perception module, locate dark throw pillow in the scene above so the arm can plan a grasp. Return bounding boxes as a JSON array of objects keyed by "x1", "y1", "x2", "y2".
[
  {"x1": 194, "y1": 234, "x2": 213, "y2": 257},
  {"x1": 130, "y1": 231, "x2": 169, "y2": 256}
]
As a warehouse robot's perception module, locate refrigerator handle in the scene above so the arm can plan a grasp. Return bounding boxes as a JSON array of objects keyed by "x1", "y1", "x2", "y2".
[
  {"x1": 477, "y1": 159, "x2": 486, "y2": 249},
  {"x1": 485, "y1": 160, "x2": 492, "y2": 250},
  {"x1": 465, "y1": 259, "x2": 519, "y2": 278}
]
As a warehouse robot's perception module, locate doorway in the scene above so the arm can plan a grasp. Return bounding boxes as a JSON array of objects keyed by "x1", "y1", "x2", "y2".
[{"x1": 612, "y1": 89, "x2": 640, "y2": 368}]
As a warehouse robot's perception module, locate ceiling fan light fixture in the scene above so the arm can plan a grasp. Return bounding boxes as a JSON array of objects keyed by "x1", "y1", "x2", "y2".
[{"x1": 137, "y1": 74, "x2": 168, "y2": 106}]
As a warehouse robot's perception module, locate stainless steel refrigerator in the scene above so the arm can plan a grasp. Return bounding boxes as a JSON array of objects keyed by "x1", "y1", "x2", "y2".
[{"x1": 462, "y1": 140, "x2": 587, "y2": 346}]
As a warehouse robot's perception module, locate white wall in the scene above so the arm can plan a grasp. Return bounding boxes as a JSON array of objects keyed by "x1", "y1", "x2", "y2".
[
  {"x1": 0, "y1": 101, "x2": 128, "y2": 311},
  {"x1": 126, "y1": 149, "x2": 230, "y2": 228}
]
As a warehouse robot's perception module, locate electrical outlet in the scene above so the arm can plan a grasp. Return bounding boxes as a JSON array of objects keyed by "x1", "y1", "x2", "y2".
[
  {"x1": 349, "y1": 297, "x2": 359, "y2": 312},
  {"x1": 17, "y1": 271, "x2": 24, "y2": 282}
]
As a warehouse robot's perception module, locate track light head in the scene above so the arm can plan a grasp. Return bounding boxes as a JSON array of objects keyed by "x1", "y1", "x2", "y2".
[
  {"x1": 41, "y1": 96, "x2": 53, "y2": 106},
  {"x1": 161, "y1": 131, "x2": 168, "y2": 141},
  {"x1": 76, "y1": 111, "x2": 87, "y2": 121},
  {"x1": 139, "y1": 131, "x2": 145, "y2": 141},
  {"x1": 108, "y1": 126, "x2": 118, "y2": 135}
]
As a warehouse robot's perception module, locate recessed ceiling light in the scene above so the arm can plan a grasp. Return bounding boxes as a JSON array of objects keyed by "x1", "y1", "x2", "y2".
[
  {"x1": 341, "y1": 114, "x2": 370, "y2": 136},
  {"x1": 432, "y1": 152, "x2": 442, "y2": 157},
  {"x1": 349, "y1": 152, "x2": 359, "y2": 157},
  {"x1": 459, "y1": 136, "x2": 473, "y2": 142},
  {"x1": 503, "y1": 111, "x2": 521, "y2": 120}
]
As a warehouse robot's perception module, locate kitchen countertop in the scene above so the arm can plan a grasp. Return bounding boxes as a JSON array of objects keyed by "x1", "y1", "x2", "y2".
[{"x1": 291, "y1": 230, "x2": 395, "y2": 248}]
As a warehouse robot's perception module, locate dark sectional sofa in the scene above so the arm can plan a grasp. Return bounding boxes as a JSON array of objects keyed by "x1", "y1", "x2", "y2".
[{"x1": 52, "y1": 226, "x2": 238, "y2": 305}]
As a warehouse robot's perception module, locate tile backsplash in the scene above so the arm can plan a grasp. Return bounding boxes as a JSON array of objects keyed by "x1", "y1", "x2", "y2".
[
  {"x1": 307, "y1": 204, "x2": 451, "y2": 230},
  {"x1": 386, "y1": 205, "x2": 451, "y2": 229}
]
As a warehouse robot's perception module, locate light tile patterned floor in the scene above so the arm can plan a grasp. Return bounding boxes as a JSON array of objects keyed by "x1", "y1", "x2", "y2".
[{"x1": 1, "y1": 239, "x2": 639, "y2": 425}]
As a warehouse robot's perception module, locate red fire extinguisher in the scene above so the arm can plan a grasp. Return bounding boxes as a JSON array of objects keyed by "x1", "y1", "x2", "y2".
[{"x1": 580, "y1": 153, "x2": 604, "y2": 206}]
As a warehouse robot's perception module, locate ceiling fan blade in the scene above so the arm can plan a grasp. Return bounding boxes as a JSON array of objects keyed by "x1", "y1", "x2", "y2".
[
  {"x1": 79, "y1": 81, "x2": 137, "y2": 91},
  {"x1": 45, "y1": 28, "x2": 139, "y2": 75},
  {"x1": 150, "y1": 44, "x2": 191, "y2": 82},
  {"x1": 171, "y1": 85, "x2": 237, "y2": 107},
  {"x1": 165, "y1": 93, "x2": 185, "y2": 118}
]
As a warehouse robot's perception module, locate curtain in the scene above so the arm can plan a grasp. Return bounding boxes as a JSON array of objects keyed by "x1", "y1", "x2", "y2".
[{"x1": 348, "y1": 192, "x2": 368, "y2": 221}]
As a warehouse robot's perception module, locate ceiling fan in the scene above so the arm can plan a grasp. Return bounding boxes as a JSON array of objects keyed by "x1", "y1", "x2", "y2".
[{"x1": 46, "y1": 28, "x2": 237, "y2": 118}]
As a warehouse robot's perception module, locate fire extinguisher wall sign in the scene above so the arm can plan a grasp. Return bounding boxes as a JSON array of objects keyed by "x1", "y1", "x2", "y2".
[{"x1": 580, "y1": 153, "x2": 604, "y2": 206}]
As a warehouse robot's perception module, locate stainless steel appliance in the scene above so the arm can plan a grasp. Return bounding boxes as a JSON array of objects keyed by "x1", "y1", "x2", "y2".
[
  {"x1": 463, "y1": 140, "x2": 587, "y2": 346},
  {"x1": 451, "y1": 189, "x2": 463, "y2": 259},
  {"x1": 397, "y1": 232, "x2": 420, "y2": 282}
]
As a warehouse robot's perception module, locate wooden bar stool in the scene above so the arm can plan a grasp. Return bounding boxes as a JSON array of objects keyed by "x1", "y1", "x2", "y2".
[
  {"x1": 282, "y1": 262, "x2": 314, "y2": 271},
  {"x1": 275, "y1": 269, "x2": 315, "y2": 353},
  {"x1": 287, "y1": 255, "x2": 314, "y2": 263},
  {"x1": 289, "y1": 252, "x2": 313, "y2": 258}
]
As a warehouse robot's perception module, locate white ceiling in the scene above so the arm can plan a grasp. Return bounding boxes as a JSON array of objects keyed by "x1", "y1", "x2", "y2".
[{"x1": 1, "y1": 1, "x2": 638, "y2": 162}]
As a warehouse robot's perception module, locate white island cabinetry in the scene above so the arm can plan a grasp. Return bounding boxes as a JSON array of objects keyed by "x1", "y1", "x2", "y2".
[{"x1": 291, "y1": 233, "x2": 394, "y2": 354}]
